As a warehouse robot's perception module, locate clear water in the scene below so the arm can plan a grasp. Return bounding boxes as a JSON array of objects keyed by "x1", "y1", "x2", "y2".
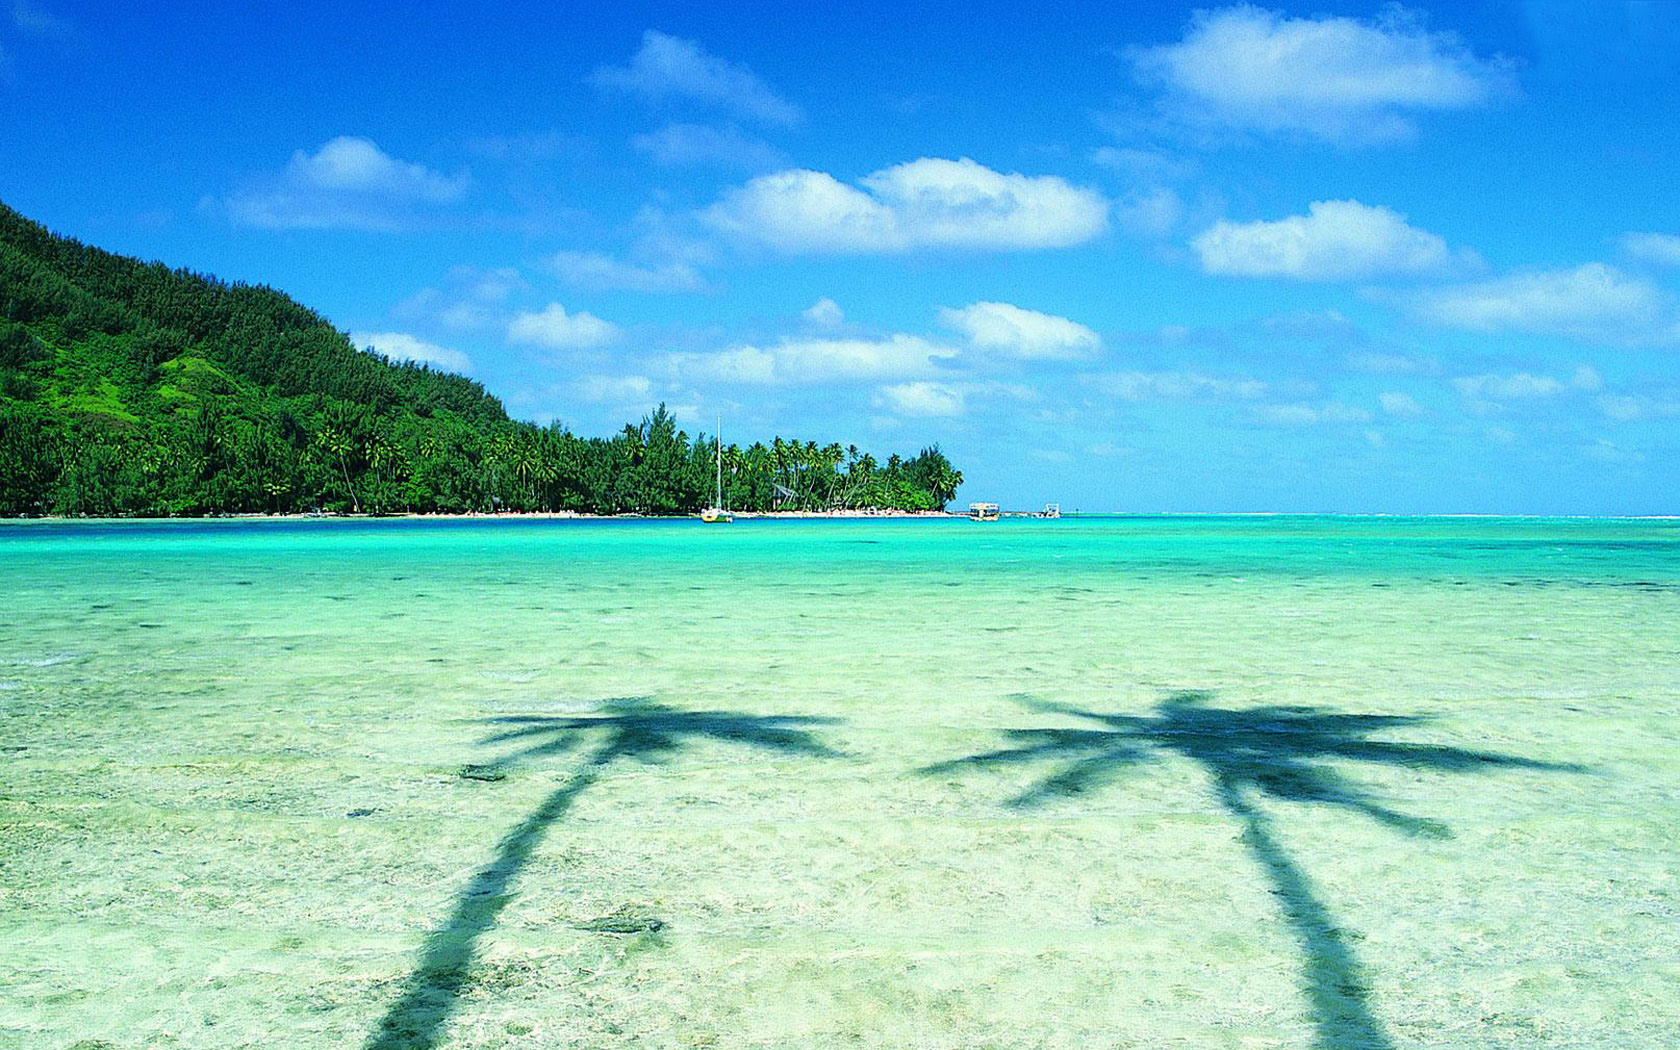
[{"x1": 2, "y1": 517, "x2": 1676, "y2": 1049}]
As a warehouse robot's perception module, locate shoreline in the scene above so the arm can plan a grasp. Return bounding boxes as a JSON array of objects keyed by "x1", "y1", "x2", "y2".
[
  {"x1": 2, "y1": 510, "x2": 1676, "y2": 524},
  {"x1": 0, "y1": 508, "x2": 966, "y2": 524}
]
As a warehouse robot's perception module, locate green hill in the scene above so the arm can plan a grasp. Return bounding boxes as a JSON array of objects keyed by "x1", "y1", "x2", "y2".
[{"x1": 0, "y1": 201, "x2": 960, "y2": 516}]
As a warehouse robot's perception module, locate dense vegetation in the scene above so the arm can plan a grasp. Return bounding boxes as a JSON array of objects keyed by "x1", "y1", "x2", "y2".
[{"x1": 0, "y1": 201, "x2": 962, "y2": 517}]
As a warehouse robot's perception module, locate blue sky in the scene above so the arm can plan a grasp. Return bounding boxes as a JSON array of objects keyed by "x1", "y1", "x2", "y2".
[{"x1": 3, "y1": 1, "x2": 1678, "y2": 513}]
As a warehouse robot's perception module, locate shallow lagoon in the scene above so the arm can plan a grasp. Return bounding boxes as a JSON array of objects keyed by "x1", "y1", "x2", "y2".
[{"x1": 2, "y1": 516, "x2": 1677, "y2": 1049}]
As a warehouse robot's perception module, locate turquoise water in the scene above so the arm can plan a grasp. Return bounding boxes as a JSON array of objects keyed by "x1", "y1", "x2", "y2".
[{"x1": 2, "y1": 517, "x2": 1677, "y2": 1049}]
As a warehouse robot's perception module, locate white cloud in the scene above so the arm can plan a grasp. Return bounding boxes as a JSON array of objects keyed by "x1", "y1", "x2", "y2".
[
  {"x1": 1379, "y1": 392, "x2": 1424, "y2": 417},
  {"x1": 1256, "y1": 401, "x2": 1373, "y2": 425},
  {"x1": 668, "y1": 334, "x2": 956, "y2": 385},
  {"x1": 591, "y1": 30, "x2": 800, "y2": 126},
  {"x1": 1131, "y1": 5, "x2": 1515, "y2": 144},
  {"x1": 577, "y1": 374, "x2": 653, "y2": 403},
  {"x1": 351, "y1": 331, "x2": 473, "y2": 374},
  {"x1": 1412, "y1": 263, "x2": 1676, "y2": 345},
  {"x1": 549, "y1": 250, "x2": 707, "y2": 293},
  {"x1": 876, "y1": 381, "x2": 966, "y2": 417},
  {"x1": 223, "y1": 137, "x2": 469, "y2": 230},
  {"x1": 702, "y1": 157, "x2": 1109, "y2": 254},
  {"x1": 1093, "y1": 370, "x2": 1268, "y2": 401},
  {"x1": 1193, "y1": 200, "x2": 1457, "y2": 281},
  {"x1": 285, "y1": 138, "x2": 463, "y2": 199},
  {"x1": 507, "y1": 303, "x2": 620, "y2": 349},
  {"x1": 802, "y1": 298, "x2": 844, "y2": 327},
  {"x1": 631, "y1": 122, "x2": 786, "y2": 170},
  {"x1": 1621, "y1": 232, "x2": 1680, "y2": 268},
  {"x1": 939, "y1": 301, "x2": 1100, "y2": 360}
]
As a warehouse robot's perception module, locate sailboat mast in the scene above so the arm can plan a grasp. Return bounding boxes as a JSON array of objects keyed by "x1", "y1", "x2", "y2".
[{"x1": 715, "y1": 415, "x2": 723, "y2": 508}]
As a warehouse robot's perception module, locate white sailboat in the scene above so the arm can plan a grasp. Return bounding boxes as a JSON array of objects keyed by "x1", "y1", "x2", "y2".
[{"x1": 701, "y1": 416, "x2": 732, "y2": 523}]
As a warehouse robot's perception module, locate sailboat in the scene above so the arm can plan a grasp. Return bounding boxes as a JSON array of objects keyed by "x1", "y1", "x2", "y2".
[{"x1": 700, "y1": 416, "x2": 732, "y2": 523}]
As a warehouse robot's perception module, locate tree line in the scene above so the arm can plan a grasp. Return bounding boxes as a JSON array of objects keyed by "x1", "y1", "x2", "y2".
[{"x1": 0, "y1": 201, "x2": 961, "y2": 517}]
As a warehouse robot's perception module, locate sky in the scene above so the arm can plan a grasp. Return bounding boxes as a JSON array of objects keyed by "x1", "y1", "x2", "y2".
[{"x1": 3, "y1": 1, "x2": 1678, "y2": 513}]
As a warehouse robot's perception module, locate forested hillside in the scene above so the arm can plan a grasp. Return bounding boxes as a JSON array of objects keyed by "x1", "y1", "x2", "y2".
[{"x1": 0, "y1": 202, "x2": 961, "y2": 516}]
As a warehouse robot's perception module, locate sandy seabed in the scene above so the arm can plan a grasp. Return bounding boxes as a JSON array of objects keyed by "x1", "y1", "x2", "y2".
[{"x1": 1, "y1": 516, "x2": 1676, "y2": 1049}]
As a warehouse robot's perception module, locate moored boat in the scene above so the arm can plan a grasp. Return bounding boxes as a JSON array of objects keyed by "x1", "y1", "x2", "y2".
[{"x1": 701, "y1": 416, "x2": 732, "y2": 523}]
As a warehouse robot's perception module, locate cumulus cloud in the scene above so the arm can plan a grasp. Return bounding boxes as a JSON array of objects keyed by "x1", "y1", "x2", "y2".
[
  {"x1": 702, "y1": 157, "x2": 1109, "y2": 254},
  {"x1": 591, "y1": 30, "x2": 800, "y2": 126},
  {"x1": 939, "y1": 301, "x2": 1100, "y2": 359},
  {"x1": 507, "y1": 303, "x2": 620, "y2": 349},
  {"x1": 802, "y1": 298, "x2": 844, "y2": 327},
  {"x1": 222, "y1": 136, "x2": 469, "y2": 231},
  {"x1": 1193, "y1": 200, "x2": 1458, "y2": 281},
  {"x1": 876, "y1": 381, "x2": 966, "y2": 417},
  {"x1": 351, "y1": 331, "x2": 473, "y2": 374},
  {"x1": 1412, "y1": 263, "x2": 1676, "y2": 345},
  {"x1": 1131, "y1": 5, "x2": 1516, "y2": 144},
  {"x1": 631, "y1": 122, "x2": 786, "y2": 170},
  {"x1": 668, "y1": 334, "x2": 956, "y2": 385},
  {"x1": 549, "y1": 250, "x2": 707, "y2": 293},
  {"x1": 1621, "y1": 231, "x2": 1680, "y2": 267}
]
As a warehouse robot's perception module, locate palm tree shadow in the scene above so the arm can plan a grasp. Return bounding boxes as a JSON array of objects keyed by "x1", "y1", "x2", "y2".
[
  {"x1": 366, "y1": 697, "x2": 841, "y2": 1050},
  {"x1": 923, "y1": 690, "x2": 1582, "y2": 1050}
]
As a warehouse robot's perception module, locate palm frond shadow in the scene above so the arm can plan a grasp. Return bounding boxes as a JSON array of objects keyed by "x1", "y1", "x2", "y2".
[
  {"x1": 366, "y1": 697, "x2": 840, "y2": 1050},
  {"x1": 923, "y1": 690, "x2": 1581, "y2": 1050}
]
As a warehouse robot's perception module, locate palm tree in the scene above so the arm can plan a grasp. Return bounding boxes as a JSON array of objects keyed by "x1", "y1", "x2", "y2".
[
  {"x1": 365, "y1": 431, "x2": 401, "y2": 513},
  {"x1": 314, "y1": 425, "x2": 359, "y2": 513},
  {"x1": 367, "y1": 698, "x2": 840, "y2": 1050},
  {"x1": 925, "y1": 691, "x2": 1579, "y2": 1050}
]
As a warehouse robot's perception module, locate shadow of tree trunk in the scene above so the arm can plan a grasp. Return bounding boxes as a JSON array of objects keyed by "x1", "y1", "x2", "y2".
[
  {"x1": 1215, "y1": 777, "x2": 1396, "y2": 1050},
  {"x1": 362, "y1": 701, "x2": 839, "y2": 1049},
  {"x1": 365, "y1": 757, "x2": 608, "y2": 1049}
]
